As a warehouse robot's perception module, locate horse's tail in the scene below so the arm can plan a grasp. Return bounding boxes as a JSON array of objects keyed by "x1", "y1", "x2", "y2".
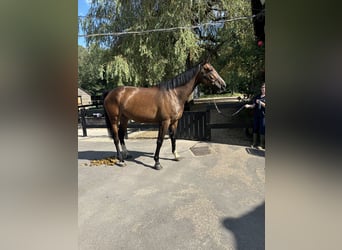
[{"x1": 102, "y1": 91, "x2": 114, "y2": 139}]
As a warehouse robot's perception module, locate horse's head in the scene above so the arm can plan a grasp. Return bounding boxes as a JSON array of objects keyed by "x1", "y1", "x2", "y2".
[{"x1": 199, "y1": 62, "x2": 226, "y2": 91}]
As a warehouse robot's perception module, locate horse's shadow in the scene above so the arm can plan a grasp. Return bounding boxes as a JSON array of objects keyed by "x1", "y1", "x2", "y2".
[{"x1": 78, "y1": 150, "x2": 174, "y2": 169}]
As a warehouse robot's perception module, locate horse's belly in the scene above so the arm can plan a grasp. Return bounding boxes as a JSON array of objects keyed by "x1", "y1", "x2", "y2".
[
  {"x1": 128, "y1": 114, "x2": 158, "y2": 123},
  {"x1": 122, "y1": 104, "x2": 159, "y2": 123}
]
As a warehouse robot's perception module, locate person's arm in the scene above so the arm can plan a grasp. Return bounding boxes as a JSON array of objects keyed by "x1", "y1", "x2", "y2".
[
  {"x1": 257, "y1": 99, "x2": 266, "y2": 108},
  {"x1": 245, "y1": 103, "x2": 255, "y2": 109}
]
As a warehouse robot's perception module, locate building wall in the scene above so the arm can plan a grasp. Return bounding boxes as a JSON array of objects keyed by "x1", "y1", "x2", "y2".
[{"x1": 78, "y1": 88, "x2": 92, "y2": 106}]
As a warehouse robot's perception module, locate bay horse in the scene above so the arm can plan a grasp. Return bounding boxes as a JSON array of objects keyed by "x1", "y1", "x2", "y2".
[{"x1": 103, "y1": 61, "x2": 226, "y2": 170}]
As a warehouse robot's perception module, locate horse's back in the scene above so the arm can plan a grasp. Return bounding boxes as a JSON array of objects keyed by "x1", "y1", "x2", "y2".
[
  {"x1": 105, "y1": 86, "x2": 156, "y2": 103},
  {"x1": 104, "y1": 86, "x2": 136, "y2": 105}
]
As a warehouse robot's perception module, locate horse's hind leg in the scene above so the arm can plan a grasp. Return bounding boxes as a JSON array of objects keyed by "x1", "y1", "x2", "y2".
[
  {"x1": 111, "y1": 118, "x2": 126, "y2": 166},
  {"x1": 169, "y1": 121, "x2": 180, "y2": 161},
  {"x1": 119, "y1": 116, "x2": 130, "y2": 159}
]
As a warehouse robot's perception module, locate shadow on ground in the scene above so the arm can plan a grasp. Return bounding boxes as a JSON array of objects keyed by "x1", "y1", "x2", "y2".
[
  {"x1": 245, "y1": 147, "x2": 265, "y2": 157},
  {"x1": 209, "y1": 128, "x2": 252, "y2": 147},
  {"x1": 78, "y1": 150, "x2": 175, "y2": 169},
  {"x1": 222, "y1": 202, "x2": 265, "y2": 250}
]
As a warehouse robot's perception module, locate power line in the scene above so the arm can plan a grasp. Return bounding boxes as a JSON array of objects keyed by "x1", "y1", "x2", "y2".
[{"x1": 78, "y1": 14, "x2": 259, "y2": 38}]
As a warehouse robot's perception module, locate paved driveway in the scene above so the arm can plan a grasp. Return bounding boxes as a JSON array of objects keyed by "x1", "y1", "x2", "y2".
[{"x1": 78, "y1": 133, "x2": 265, "y2": 250}]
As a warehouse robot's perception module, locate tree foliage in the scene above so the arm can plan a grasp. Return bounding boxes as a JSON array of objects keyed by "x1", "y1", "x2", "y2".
[
  {"x1": 79, "y1": 0, "x2": 265, "y2": 96},
  {"x1": 78, "y1": 44, "x2": 108, "y2": 95}
]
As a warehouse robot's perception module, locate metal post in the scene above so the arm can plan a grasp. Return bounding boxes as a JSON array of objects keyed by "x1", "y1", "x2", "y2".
[
  {"x1": 206, "y1": 105, "x2": 211, "y2": 141},
  {"x1": 80, "y1": 108, "x2": 87, "y2": 137}
]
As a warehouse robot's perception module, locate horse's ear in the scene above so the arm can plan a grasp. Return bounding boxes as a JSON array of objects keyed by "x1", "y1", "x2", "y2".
[
  {"x1": 205, "y1": 54, "x2": 211, "y2": 63},
  {"x1": 201, "y1": 54, "x2": 211, "y2": 65}
]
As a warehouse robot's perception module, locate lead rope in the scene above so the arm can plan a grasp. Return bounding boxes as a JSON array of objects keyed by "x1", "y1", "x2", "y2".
[
  {"x1": 213, "y1": 100, "x2": 246, "y2": 117},
  {"x1": 212, "y1": 100, "x2": 232, "y2": 118}
]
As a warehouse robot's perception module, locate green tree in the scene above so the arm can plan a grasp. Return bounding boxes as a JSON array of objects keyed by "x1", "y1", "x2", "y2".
[
  {"x1": 212, "y1": 0, "x2": 265, "y2": 96},
  {"x1": 78, "y1": 44, "x2": 108, "y2": 95},
  {"x1": 79, "y1": 0, "x2": 264, "y2": 96}
]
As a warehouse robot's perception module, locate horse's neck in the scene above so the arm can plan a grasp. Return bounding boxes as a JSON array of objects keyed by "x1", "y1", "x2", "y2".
[{"x1": 174, "y1": 71, "x2": 199, "y2": 103}]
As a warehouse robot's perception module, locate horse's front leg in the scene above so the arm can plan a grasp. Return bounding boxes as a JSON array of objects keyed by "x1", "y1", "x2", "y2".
[
  {"x1": 154, "y1": 121, "x2": 170, "y2": 170},
  {"x1": 169, "y1": 121, "x2": 180, "y2": 161}
]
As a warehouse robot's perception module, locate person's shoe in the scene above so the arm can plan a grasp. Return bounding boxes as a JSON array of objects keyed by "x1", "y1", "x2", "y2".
[
  {"x1": 251, "y1": 133, "x2": 258, "y2": 148},
  {"x1": 260, "y1": 135, "x2": 265, "y2": 149}
]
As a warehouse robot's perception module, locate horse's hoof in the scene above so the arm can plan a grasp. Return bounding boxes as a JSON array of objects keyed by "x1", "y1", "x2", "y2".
[
  {"x1": 154, "y1": 163, "x2": 163, "y2": 170},
  {"x1": 173, "y1": 152, "x2": 180, "y2": 161},
  {"x1": 116, "y1": 161, "x2": 126, "y2": 167}
]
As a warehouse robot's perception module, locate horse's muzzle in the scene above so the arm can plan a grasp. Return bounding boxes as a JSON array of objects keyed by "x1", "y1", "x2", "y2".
[{"x1": 215, "y1": 77, "x2": 226, "y2": 90}]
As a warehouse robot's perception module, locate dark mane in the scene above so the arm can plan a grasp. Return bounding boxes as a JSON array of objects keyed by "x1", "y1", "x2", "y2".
[{"x1": 157, "y1": 64, "x2": 200, "y2": 90}]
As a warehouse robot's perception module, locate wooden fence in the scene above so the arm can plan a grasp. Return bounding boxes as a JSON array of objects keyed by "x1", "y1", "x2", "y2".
[{"x1": 78, "y1": 100, "x2": 252, "y2": 141}]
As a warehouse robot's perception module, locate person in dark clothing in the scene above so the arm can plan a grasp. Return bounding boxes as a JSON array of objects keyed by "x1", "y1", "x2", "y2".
[{"x1": 245, "y1": 83, "x2": 266, "y2": 149}]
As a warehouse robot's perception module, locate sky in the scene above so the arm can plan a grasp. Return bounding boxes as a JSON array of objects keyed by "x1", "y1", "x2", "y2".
[{"x1": 78, "y1": 0, "x2": 90, "y2": 47}]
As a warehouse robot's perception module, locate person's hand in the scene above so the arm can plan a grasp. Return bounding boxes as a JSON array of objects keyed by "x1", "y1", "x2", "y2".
[
  {"x1": 256, "y1": 99, "x2": 260, "y2": 104},
  {"x1": 244, "y1": 104, "x2": 249, "y2": 108}
]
